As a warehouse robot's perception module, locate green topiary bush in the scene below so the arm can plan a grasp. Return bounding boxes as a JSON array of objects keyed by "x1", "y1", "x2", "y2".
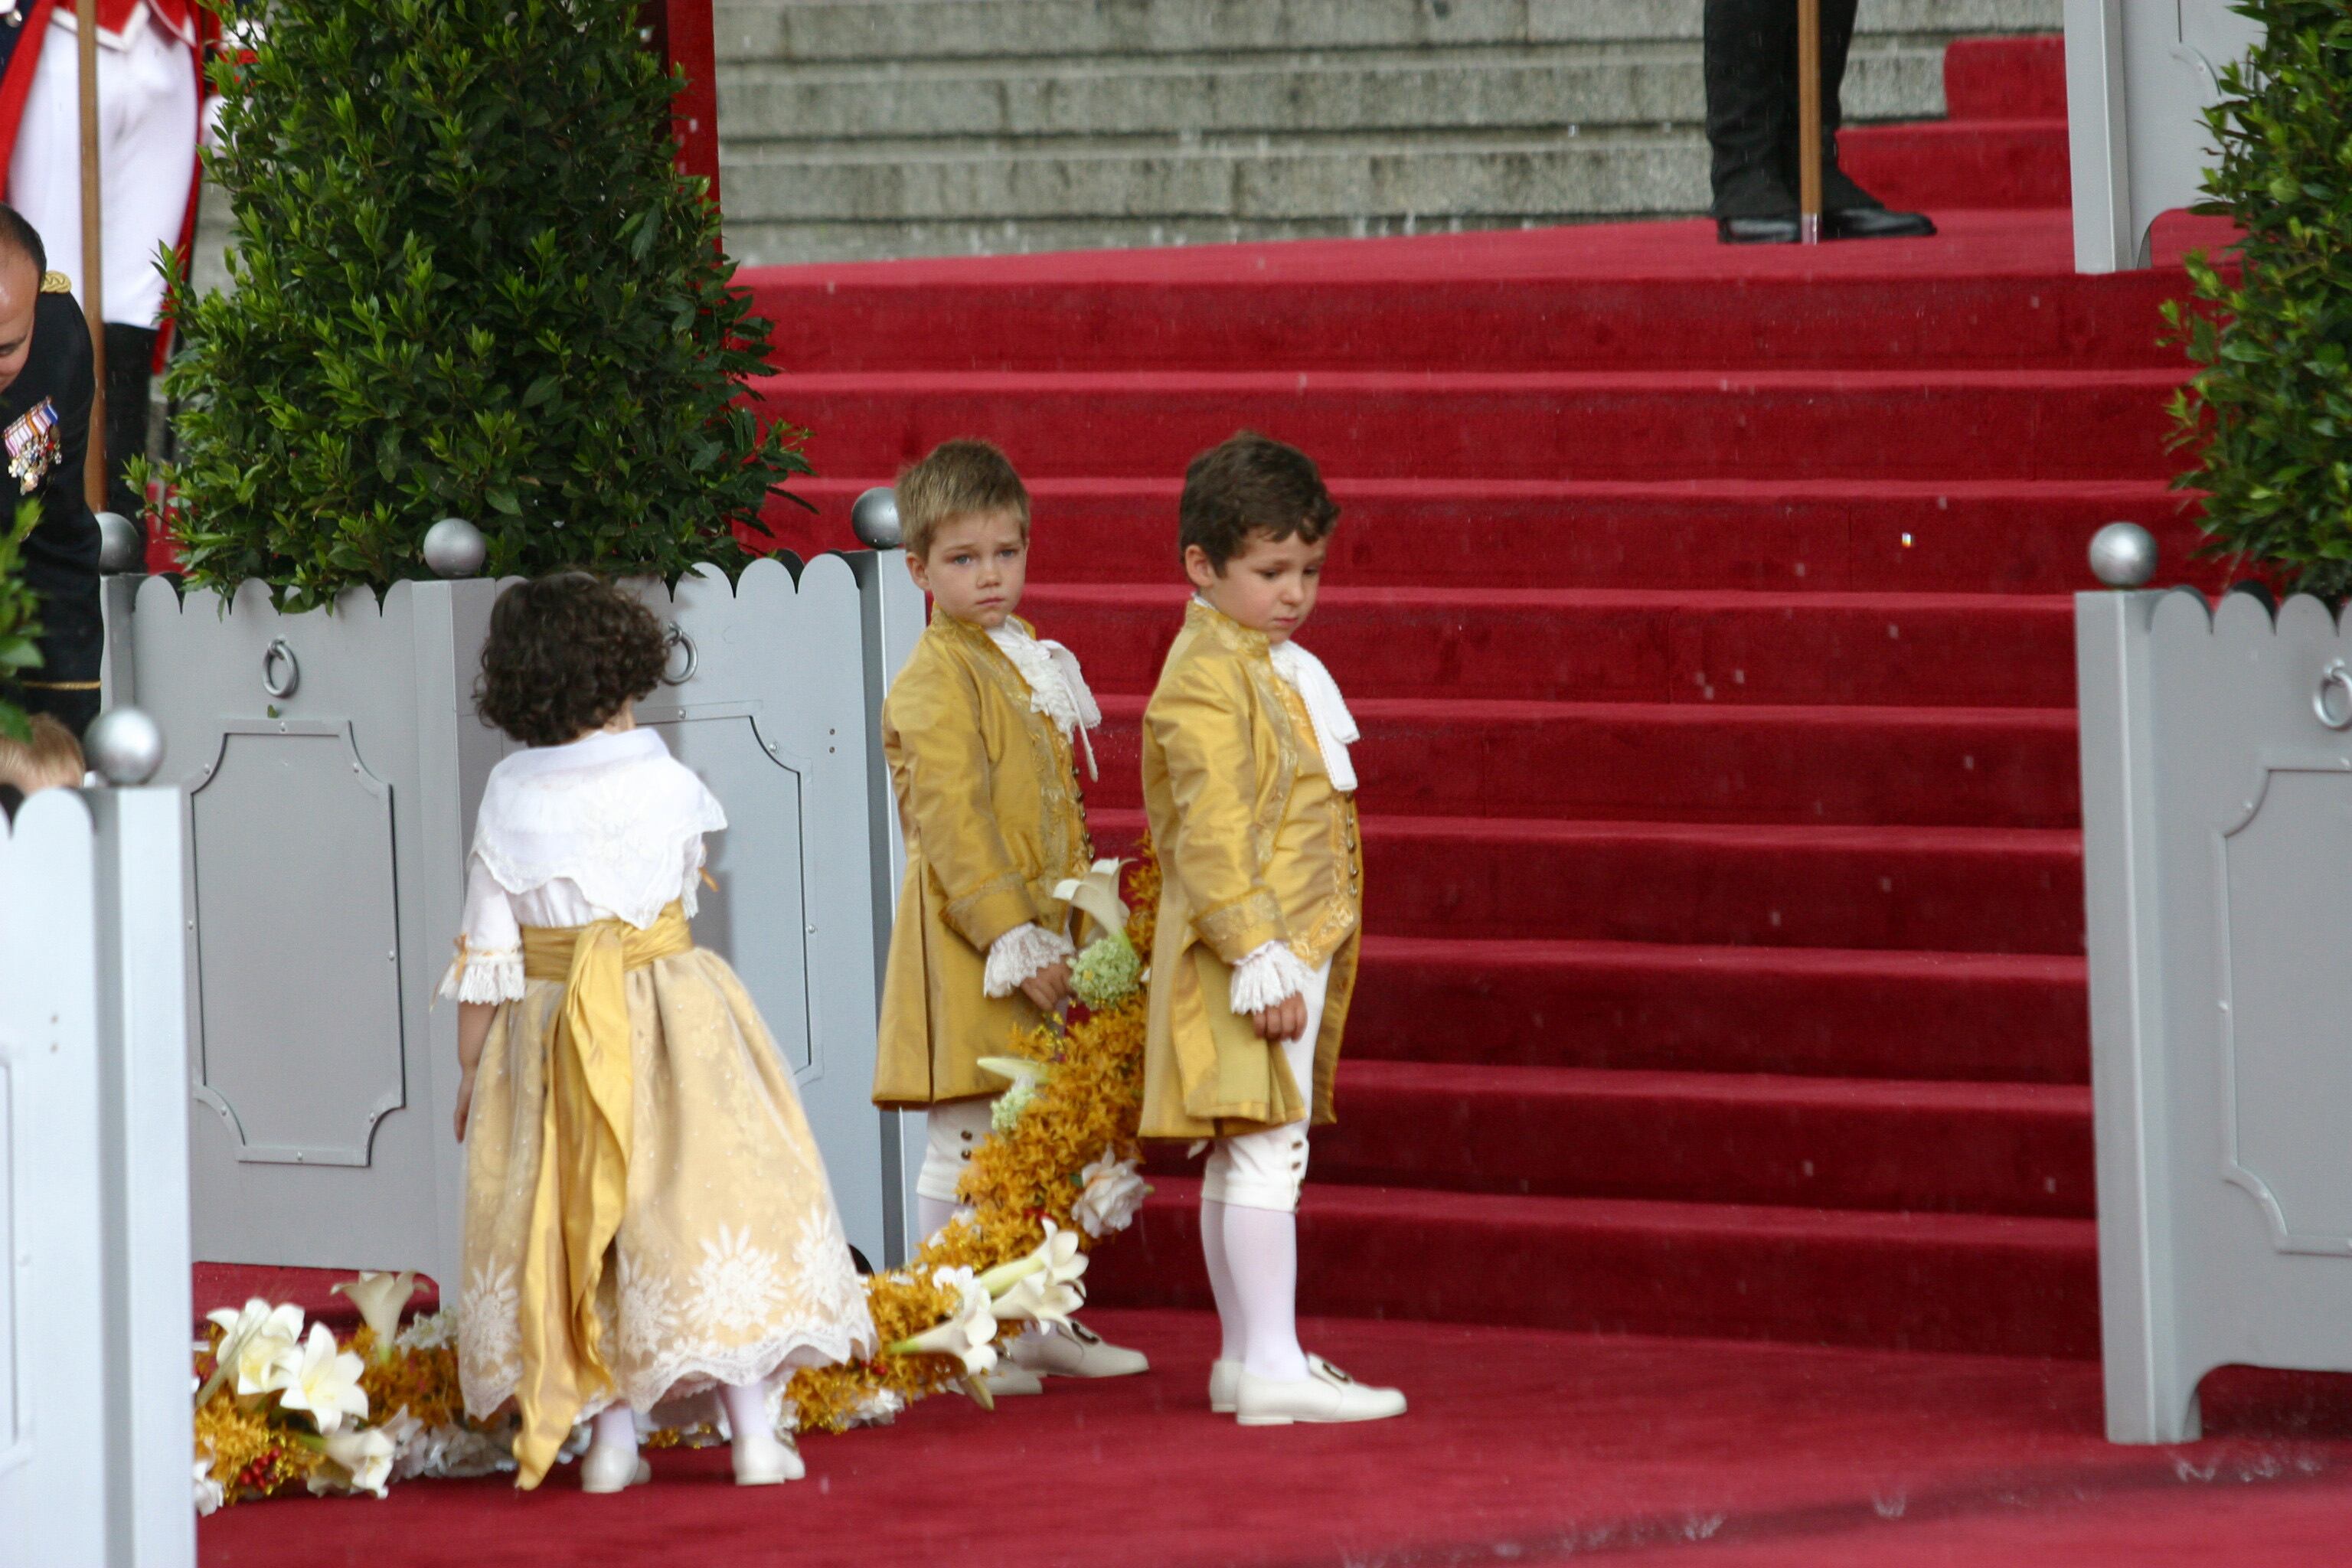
[
  {"x1": 147, "y1": 0, "x2": 807, "y2": 610},
  {"x1": 0, "y1": 503, "x2": 42, "y2": 743},
  {"x1": 2166, "y1": 1, "x2": 2352, "y2": 595}
]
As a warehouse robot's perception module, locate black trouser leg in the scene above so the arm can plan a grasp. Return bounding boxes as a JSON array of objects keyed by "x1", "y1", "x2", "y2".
[
  {"x1": 102, "y1": 322, "x2": 156, "y2": 522},
  {"x1": 1705, "y1": 0, "x2": 1867, "y2": 216}
]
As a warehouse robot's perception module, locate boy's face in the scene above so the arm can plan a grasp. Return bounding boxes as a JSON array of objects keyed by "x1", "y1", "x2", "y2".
[
  {"x1": 906, "y1": 508, "x2": 1029, "y2": 630},
  {"x1": 1184, "y1": 527, "x2": 1325, "y2": 645}
]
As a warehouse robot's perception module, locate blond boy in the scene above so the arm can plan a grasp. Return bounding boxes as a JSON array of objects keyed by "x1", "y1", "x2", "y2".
[
  {"x1": 0, "y1": 710, "x2": 83, "y2": 814},
  {"x1": 1140, "y1": 431, "x2": 1404, "y2": 1426},
  {"x1": 872, "y1": 439, "x2": 1146, "y2": 1385}
]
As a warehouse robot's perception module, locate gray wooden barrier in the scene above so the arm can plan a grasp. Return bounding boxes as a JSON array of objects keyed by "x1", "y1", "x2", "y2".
[
  {"x1": 2063, "y1": 0, "x2": 2260, "y2": 273},
  {"x1": 0, "y1": 786, "x2": 194, "y2": 1565},
  {"x1": 2079, "y1": 588, "x2": 2352, "y2": 1442},
  {"x1": 114, "y1": 554, "x2": 902, "y2": 1291}
]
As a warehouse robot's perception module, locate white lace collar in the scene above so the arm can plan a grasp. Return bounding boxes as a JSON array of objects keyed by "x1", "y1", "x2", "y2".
[
  {"x1": 987, "y1": 620, "x2": 1102, "y2": 780},
  {"x1": 469, "y1": 727, "x2": 727, "y2": 927}
]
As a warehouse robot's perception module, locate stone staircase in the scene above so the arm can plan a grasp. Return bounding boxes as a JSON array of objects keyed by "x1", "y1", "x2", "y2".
[{"x1": 712, "y1": 0, "x2": 2062, "y2": 266}]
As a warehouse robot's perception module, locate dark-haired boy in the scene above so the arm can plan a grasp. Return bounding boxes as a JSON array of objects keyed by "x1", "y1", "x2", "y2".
[{"x1": 1138, "y1": 431, "x2": 1405, "y2": 1426}]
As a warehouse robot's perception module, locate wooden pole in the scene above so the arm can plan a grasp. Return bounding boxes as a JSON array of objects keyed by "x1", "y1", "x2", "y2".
[
  {"x1": 1796, "y1": 0, "x2": 1823, "y2": 245},
  {"x1": 76, "y1": 0, "x2": 107, "y2": 508}
]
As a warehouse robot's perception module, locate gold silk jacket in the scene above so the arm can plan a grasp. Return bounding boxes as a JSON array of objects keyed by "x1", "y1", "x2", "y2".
[
  {"x1": 1140, "y1": 599, "x2": 1363, "y2": 1141},
  {"x1": 874, "y1": 609, "x2": 1093, "y2": 1108}
]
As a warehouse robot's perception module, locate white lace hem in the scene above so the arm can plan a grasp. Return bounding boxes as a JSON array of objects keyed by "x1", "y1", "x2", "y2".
[
  {"x1": 461, "y1": 1325, "x2": 875, "y2": 1428},
  {"x1": 982, "y1": 923, "x2": 1076, "y2": 998},
  {"x1": 1229, "y1": 941, "x2": 1312, "y2": 1014},
  {"x1": 439, "y1": 948, "x2": 524, "y2": 1004}
]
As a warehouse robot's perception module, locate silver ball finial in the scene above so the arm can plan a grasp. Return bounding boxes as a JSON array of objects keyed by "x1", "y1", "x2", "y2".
[
  {"x1": 851, "y1": 486, "x2": 902, "y2": 550},
  {"x1": 422, "y1": 517, "x2": 487, "y2": 579},
  {"x1": 83, "y1": 706, "x2": 164, "y2": 786},
  {"x1": 94, "y1": 510, "x2": 143, "y2": 574},
  {"x1": 2089, "y1": 521, "x2": 2158, "y2": 588}
]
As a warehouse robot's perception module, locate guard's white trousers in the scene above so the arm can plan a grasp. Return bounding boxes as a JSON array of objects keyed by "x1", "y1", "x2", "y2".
[
  {"x1": 8, "y1": 11, "x2": 198, "y2": 328},
  {"x1": 1200, "y1": 958, "x2": 1331, "y2": 1214}
]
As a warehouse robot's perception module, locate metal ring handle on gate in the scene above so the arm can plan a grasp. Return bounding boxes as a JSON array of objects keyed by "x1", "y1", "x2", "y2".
[
  {"x1": 2318, "y1": 662, "x2": 2352, "y2": 730},
  {"x1": 261, "y1": 637, "x2": 301, "y2": 700},
  {"x1": 662, "y1": 624, "x2": 697, "y2": 687}
]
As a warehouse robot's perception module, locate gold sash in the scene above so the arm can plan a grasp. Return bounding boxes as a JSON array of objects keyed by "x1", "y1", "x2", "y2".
[{"x1": 508, "y1": 902, "x2": 693, "y2": 1488}]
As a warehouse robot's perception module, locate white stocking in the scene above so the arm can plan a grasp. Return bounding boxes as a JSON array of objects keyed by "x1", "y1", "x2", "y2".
[
  {"x1": 720, "y1": 1377, "x2": 779, "y2": 1453},
  {"x1": 918, "y1": 1194, "x2": 965, "y2": 1243},
  {"x1": 1198, "y1": 1196, "x2": 1247, "y2": 1361},
  {"x1": 1222, "y1": 1201, "x2": 1309, "y2": 1382},
  {"x1": 589, "y1": 1402, "x2": 637, "y2": 1462}
]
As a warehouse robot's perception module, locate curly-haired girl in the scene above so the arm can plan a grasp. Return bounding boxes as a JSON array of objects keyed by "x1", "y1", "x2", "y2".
[{"x1": 440, "y1": 573, "x2": 874, "y2": 1493}]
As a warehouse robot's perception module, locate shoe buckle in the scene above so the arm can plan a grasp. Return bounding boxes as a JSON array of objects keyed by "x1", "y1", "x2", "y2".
[
  {"x1": 1069, "y1": 1322, "x2": 1102, "y2": 1346},
  {"x1": 1318, "y1": 1358, "x2": 1354, "y2": 1384}
]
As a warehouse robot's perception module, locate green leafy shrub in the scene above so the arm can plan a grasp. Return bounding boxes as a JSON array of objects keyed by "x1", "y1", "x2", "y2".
[
  {"x1": 0, "y1": 502, "x2": 42, "y2": 743},
  {"x1": 2166, "y1": 1, "x2": 2352, "y2": 594},
  {"x1": 147, "y1": 0, "x2": 807, "y2": 609}
]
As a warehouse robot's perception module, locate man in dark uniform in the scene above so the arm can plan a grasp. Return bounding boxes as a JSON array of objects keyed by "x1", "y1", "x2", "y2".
[
  {"x1": 0, "y1": 201, "x2": 101, "y2": 737},
  {"x1": 1706, "y1": 0, "x2": 1937, "y2": 244}
]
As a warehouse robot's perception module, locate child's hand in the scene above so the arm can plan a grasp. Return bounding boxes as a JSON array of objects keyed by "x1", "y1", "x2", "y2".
[
  {"x1": 1020, "y1": 960, "x2": 1073, "y2": 1014},
  {"x1": 453, "y1": 1067, "x2": 477, "y2": 1142},
  {"x1": 1252, "y1": 994, "x2": 1308, "y2": 1045}
]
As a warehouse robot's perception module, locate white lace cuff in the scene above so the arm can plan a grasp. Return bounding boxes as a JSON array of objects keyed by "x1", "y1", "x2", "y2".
[
  {"x1": 439, "y1": 947, "x2": 524, "y2": 1004},
  {"x1": 982, "y1": 923, "x2": 1076, "y2": 999},
  {"x1": 1229, "y1": 941, "x2": 1312, "y2": 1015}
]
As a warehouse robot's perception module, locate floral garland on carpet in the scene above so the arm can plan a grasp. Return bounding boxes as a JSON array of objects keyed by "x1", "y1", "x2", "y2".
[{"x1": 191, "y1": 854, "x2": 1158, "y2": 1508}]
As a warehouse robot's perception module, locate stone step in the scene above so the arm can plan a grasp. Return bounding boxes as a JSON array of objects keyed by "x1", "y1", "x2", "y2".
[
  {"x1": 716, "y1": 44, "x2": 1942, "y2": 146},
  {"x1": 715, "y1": 0, "x2": 2061, "y2": 64}
]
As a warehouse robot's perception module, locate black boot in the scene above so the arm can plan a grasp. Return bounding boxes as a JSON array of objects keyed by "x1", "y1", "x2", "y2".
[{"x1": 101, "y1": 322, "x2": 157, "y2": 523}]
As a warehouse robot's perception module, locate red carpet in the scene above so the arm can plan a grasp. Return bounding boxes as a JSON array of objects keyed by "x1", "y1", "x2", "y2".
[
  {"x1": 196, "y1": 1302, "x2": 2352, "y2": 1568},
  {"x1": 724, "y1": 34, "x2": 2252, "y2": 1363}
]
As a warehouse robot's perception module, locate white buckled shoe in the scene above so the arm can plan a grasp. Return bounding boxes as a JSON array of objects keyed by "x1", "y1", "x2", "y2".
[
  {"x1": 981, "y1": 1361, "x2": 1044, "y2": 1396},
  {"x1": 580, "y1": 1445, "x2": 652, "y2": 1493},
  {"x1": 1010, "y1": 1321, "x2": 1151, "y2": 1379},
  {"x1": 732, "y1": 1429, "x2": 804, "y2": 1487},
  {"x1": 1233, "y1": 1356, "x2": 1406, "y2": 1427},
  {"x1": 1209, "y1": 1357, "x2": 1241, "y2": 1413}
]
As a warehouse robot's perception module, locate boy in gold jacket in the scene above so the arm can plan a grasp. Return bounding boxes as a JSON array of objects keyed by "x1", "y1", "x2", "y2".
[
  {"x1": 1141, "y1": 432, "x2": 1406, "y2": 1426},
  {"x1": 873, "y1": 439, "x2": 1147, "y2": 1386}
]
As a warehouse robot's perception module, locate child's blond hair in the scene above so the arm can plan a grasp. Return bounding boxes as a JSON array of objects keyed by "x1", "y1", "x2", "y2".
[
  {"x1": 896, "y1": 439, "x2": 1031, "y2": 560},
  {"x1": 0, "y1": 711, "x2": 84, "y2": 795}
]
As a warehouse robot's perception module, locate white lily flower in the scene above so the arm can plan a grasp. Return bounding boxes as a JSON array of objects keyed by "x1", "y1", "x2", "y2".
[
  {"x1": 1074, "y1": 1149, "x2": 1152, "y2": 1238},
  {"x1": 305, "y1": 1426, "x2": 396, "y2": 1498},
  {"x1": 192, "y1": 1445, "x2": 224, "y2": 1517},
  {"x1": 201, "y1": 1298, "x2": 305, "y2": 1402},
  {"x1": 988, "y1": 1269, "x2": 1085, "y2": 1328},
  {"x1": 975, "y1": 1055, "x2": 1053, "y2": 1096},
  {"x1": 887, "y1": 1266, "x2": 999, "y2": 1377},
  {"x1": 977, "y1": 1218, "x2": 1089, "y2": 1298},
  {"x1": 331, "y1": 1271, "x2": 418, "y2": 1355},
  {"x1": 273, "y1": 1322, "x2": 371, "y2": 1436}
]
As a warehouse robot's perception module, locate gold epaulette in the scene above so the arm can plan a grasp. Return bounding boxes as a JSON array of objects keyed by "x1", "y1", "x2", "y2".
[{"x1": 39, "y1": 271, "x2": 70, "y2": 295}]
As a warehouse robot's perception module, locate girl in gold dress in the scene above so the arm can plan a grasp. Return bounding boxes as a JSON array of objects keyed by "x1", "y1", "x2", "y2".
[{"x1": 441, "y1": 573, "x2": 874, "y2": 1491}]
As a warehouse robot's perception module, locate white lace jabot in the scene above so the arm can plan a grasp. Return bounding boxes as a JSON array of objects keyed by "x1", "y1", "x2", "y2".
[
  {"x1": 987, "y1": 620, "x2": 1102, "y2": 780},
  {"x1": 1268, "y1": 639, "x2": 1359, "y2": 794},
  {"x1": 470, "y1": 727, "x2": 726, "y2": 929}
]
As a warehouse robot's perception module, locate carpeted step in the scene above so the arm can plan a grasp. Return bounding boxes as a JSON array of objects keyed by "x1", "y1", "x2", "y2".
[
  {"x1": 746, "y1": 212, "x2": 2189, "y2": 374},
  {"x1": 1086, "y1": 1176, "x2": 2100, "y2": 1358},
  {"x1": 1082, "y1": 697, "x2": 2082, "y2": 828},
  {"x1": 1344, "y1": 936, "x2": 2087, "y2": 1084},
  {"x1": 756, "y1": 367, "x2": 2180, "y2": 482},
  {"x1": 1030, "y1": 584, "x2": 2079, "y2": 707},
  {"x1": 758, "y1": 475, "x2": 2210, "y2": 597},
  {"x1": 1090, "y1": 809, "x2": 2082, "y2": 954},
  {"x1": 1308, "y1": 1060, "x2": 2093, "y2": 1218},
  {"x1": 1839, "y1": 120, "x2": 2072, "y2": 212},
  {"x1": 1944, "y1": 35, "x2": 2068, "y2": 121}
]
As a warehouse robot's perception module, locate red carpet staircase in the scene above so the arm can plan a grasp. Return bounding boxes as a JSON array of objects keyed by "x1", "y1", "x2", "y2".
[{"x1": 743, "y1": 36, "x2": 2213, "y2": 1361}]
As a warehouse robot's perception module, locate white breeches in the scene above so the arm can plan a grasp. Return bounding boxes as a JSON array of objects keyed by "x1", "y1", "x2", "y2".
[
  {"x1": 916, "y1": 1093, "x2": 998, "y2": 1205},
  {"x1": 8, "y1": 14, "x2": 199, "y2": 328},
  {"x1": 1200, "y1": 958, "x2": 1332, "y2": 1214}
]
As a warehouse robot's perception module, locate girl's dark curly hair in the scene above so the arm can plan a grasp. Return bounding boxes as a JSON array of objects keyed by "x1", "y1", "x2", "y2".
[{"x1": 475, "y1": 573, "x2": 668, "y2": 747}]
